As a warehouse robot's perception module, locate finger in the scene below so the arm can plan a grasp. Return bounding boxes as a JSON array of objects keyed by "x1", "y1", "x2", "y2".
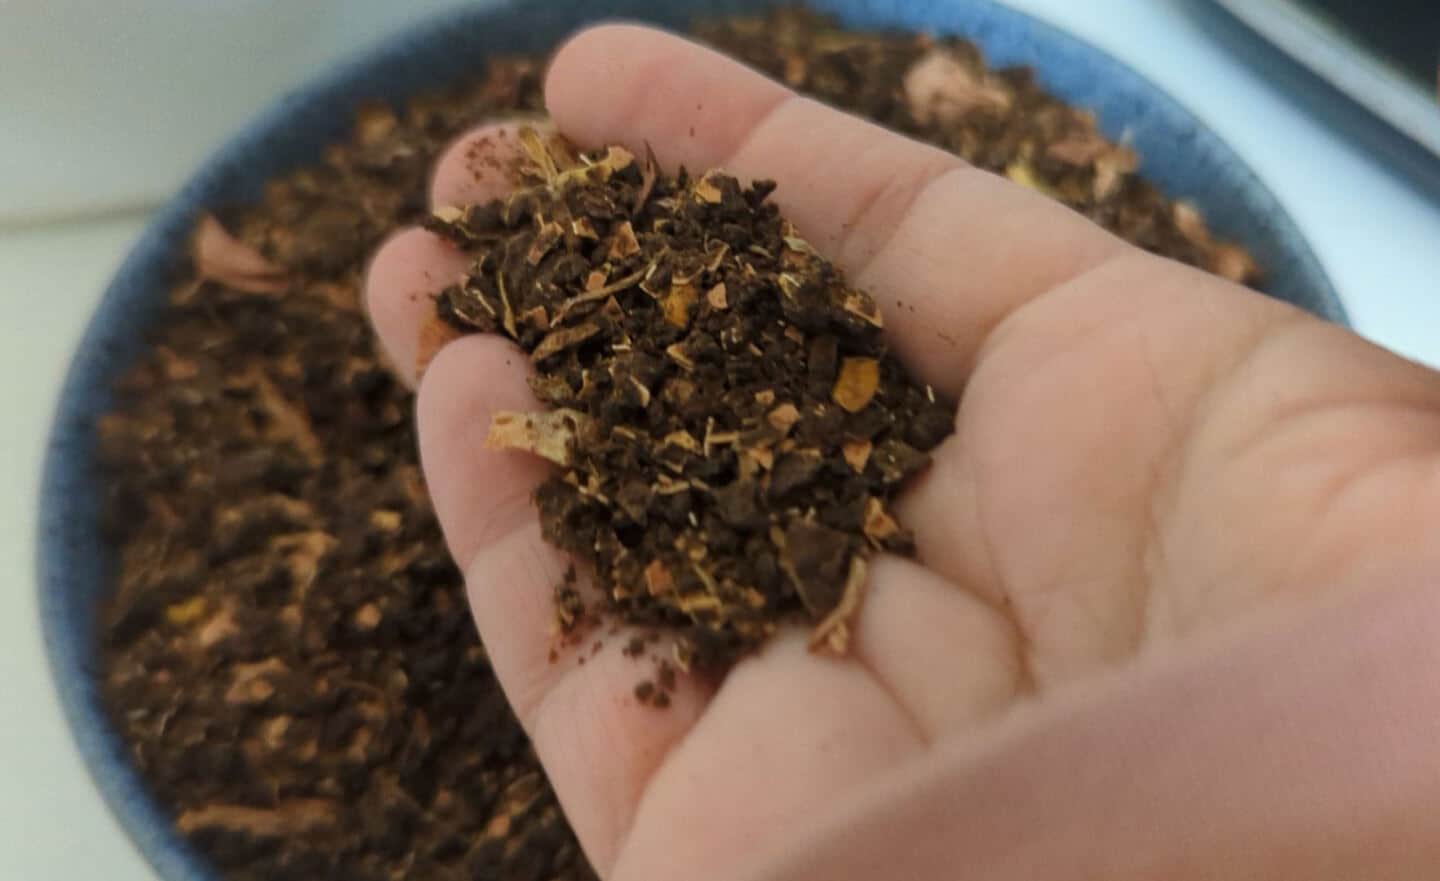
[
  {"x1": 414, "y1": 334, "x2": 548, "y2": 568},
  {"x1": 428, "y1": 120, "x2": 532, "y2": 209},
  {"x1": 732, "y1": 580, "x2": 1440, "y2": 881},
  {"x1": 363, "y1": 122, "x2": 530, "y2": 386},
  {"x1": 612, "y1": 632, "x2": 927, "y2": 881},
  {"x1": 855, "y1": 555, "x2": 1025, "y2": 736},
  {"x1": 892, "y1": 253, "x2": 1440, "y2": 686},
  {"x1": 417, "y1": 335, "x2": 711, "y2": 873},
  {"x1": 363, "y1": 227, "x2": 468, "y2": 386},
  {"x1": 546, "y1": 24, "x2": 1131, "y2": 395}
]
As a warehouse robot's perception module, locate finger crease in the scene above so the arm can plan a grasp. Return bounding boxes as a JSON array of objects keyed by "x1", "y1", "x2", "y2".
[
  {"x1": 720, "y1": 92, "x2": 815, "y2": 177},
  {"x1": 839, "y1": 157, "x2": 970, "y2": 279}
]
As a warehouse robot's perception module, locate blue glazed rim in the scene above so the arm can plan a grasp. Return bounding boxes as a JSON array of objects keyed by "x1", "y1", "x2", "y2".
[{"x1": 37, "y1": 1, "x2": 1347, "y2": 879}]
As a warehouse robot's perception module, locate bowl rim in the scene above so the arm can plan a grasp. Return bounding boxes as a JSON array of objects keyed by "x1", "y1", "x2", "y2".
[{"x1": 36, "y1": 1, "x2": 1346, "y2": 879}]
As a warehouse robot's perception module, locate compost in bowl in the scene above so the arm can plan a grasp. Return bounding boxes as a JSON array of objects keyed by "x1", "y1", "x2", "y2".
[{"x1": 39, "y1": 2, "x2": 1345, "y2": 880}]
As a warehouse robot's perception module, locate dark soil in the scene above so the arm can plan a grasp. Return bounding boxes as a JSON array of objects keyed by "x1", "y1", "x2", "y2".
[
  {"x1": 425, "y1": 129, "x2": 952, "y2": 673},
  {"x1": 95, "y1": 8, "x2": 1262, "y2": 881}
]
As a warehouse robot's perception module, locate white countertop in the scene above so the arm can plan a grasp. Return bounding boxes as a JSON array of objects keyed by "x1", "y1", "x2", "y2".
[{"x1": 4, "y1": 2, "x2": 1439, "y2": 878}]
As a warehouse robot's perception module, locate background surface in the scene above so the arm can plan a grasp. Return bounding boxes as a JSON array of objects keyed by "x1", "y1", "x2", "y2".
[{"x1": 4, "y1": 1, "x2": 1440, "y2": 878}]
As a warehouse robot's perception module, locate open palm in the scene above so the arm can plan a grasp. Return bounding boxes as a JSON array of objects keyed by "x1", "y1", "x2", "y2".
[{"x1": 366, "y1": 26, "x2": 1440, "y2": 881}]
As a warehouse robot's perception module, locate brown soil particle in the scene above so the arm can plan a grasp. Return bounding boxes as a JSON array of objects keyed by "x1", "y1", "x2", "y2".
[{"x1": 95, "y1": 8, "x2": 1261, "y2": 880}]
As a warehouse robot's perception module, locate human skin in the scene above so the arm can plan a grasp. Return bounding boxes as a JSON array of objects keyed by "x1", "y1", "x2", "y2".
[{"x1": 364, "y1": 24, "x2": 1440, "y2": 881}]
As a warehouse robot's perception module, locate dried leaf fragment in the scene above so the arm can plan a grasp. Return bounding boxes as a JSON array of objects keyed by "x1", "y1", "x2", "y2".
[
  {"x1": 693, "y1": 170, "x2": 725, "y2": 204},
  {"x1": 432, "y1": 204, "x2": 465, "y2": 224},
  {"x1": 1172, "y1": 201, "x2": 1209, "y2": 244},
  {"x1": 415, "y1": 316, "x2": 463, "y2": 378},
  {"x1": 809, "y1": 555, "x2": 868, "y2": 655},
  {"x1": 767, "y1": 403, "x2": 801, "y2": 434},
  {"x1": 572, "y1": 216, "x2": 600, "y2": 239},
  {"x1": 519, "y1": 305, "x2": 550, "y2": 331},
  {"x1": 628, "y1": 376, "x2": 652, "y2": 407},
  {"x1": 527, "y1": 219, "x2": 564, "y2": 265},
  {"x1": 841, "y1": 290, "x2": 884, "y2": 328},
  {"x1": 353, "y1": 603, "x2": 382, "y2": 631},
  {"x1": 779, "y1": 519, "x2": 853, "y2": 619},
  {"x1": 1005, "y1": 160, "x2": 1060, "y2": 198},
  {"x1": 532, "y1": 322, "x2": 600, "y2": 362},
  {"x1": 225, "y1": 659, "x2": 287, "y2": 706},
  {"x1": 369, "y1": 509, "x2": 402, "y2": 533},
  {"x1": 644, "y1": 560, "x2": 675, "y2": 596},
  {"x1": 903, "y1": 49, "x2": 1012, "y2": 126},
  {"x1": 558, "y1": 265, "x2": 648, "y2": 319},
  {"x1": 665, "y1": 342, "x2": 695, "y2": 371},
  {"x1": 662, "y1": 282, "x2": 698, "y2": 328},
  {"x1": 165, "y1": 595, "x2": 207, "y2": 626},
  {"x1": 842, "y1": 439, "x2": 872, "y2": 473},
  {"x1": 609, "y1": 221, "x2": 641, "y2": 259},
  {"x1": 486, "y1": 409, "x2": 589, "y2": 466},
  {"x1": 862, "y1": 497, "x2": 900, "y2": 543},
  {"x1": 633, "y1": 143, "x2": 660, "y2": 216},
  {"x1": 189, "y1": 215, "x2": 289, "y2": 296},
  {"x1": 1208, "y1": 243, "x2": 1259, "y2": 284},
  {"x1": 595, "y1": 144, "x2": 636, "y2": 176},
  {"x1": 745, "y1": 446, "x2": 775, "y2": 471},
  {"x1": 832, "y1": 357, "x2": 880, "y2": 412},
  {"x1": 176, "y1": 800, "x2": 336, "y2": 837},
  {"x1": 517, "y1": 124, "x2": 567, "y2": 182},
  {"x1": 662, "y1": 430, "x2": 702, "y2": 454}
]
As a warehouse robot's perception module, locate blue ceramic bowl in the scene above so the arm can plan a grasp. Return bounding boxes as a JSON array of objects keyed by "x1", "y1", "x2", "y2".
[{"x1": 38, "y1": 1, "x2": 1347, "y2": 879}]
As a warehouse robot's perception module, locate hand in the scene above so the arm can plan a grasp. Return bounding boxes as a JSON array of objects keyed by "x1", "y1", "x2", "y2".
[{"x1": 365, "y1": 25, "x2": 1440, "y2": 881}]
